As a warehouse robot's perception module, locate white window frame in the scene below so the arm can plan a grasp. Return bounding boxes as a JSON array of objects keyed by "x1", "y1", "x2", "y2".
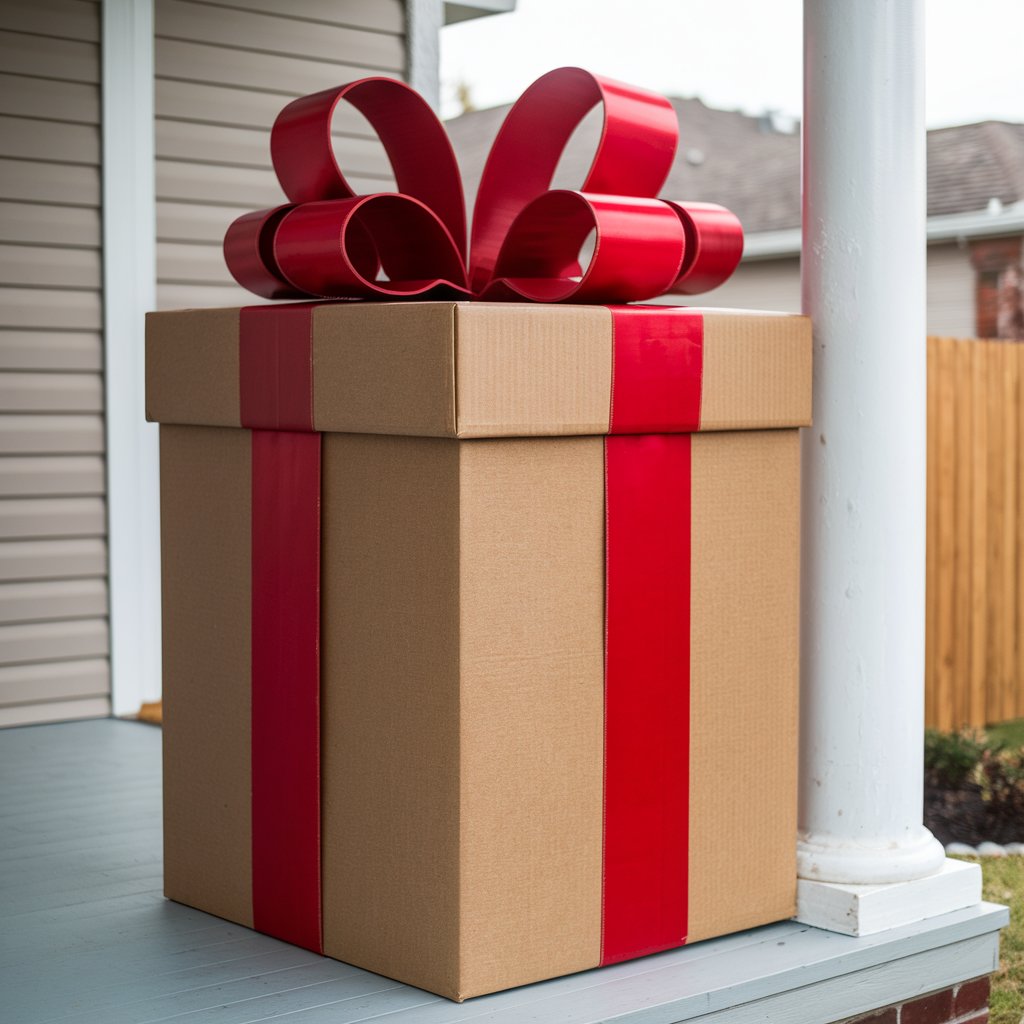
[{"x1": 101, "y1": 0, "x2": 161, "y2": 717}]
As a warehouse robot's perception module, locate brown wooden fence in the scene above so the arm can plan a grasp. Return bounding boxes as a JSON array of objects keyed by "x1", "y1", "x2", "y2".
[{"x1": 926, "y1": 335, "x2": 1024, "y2": 730}]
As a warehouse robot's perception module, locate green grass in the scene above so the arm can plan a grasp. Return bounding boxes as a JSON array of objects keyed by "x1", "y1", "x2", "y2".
[
  {"x1": 951, "y1": 855, "x2": 1024, "y2": 1024},
  {"x1": 987, "y1": 718, "x2": 1024, "y2": 751}
]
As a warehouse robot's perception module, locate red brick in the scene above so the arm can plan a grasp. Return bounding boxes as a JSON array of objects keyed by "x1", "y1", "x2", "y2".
[
  {"x1": 970, "y1": 237, "x2": 1024, "y2": 339},
  {"x1": 954, "y1": 977, "x2": 991, "y2": 1016},
  {"x1": 901, "y1": 987, "x2": 954, "y2": 1024},
  {"x1": 970, "y1": 237, "x2": 1022, "y2": 272},
  {"x1": 975, "y1": 277, "x2": 999, "y2": 337}
]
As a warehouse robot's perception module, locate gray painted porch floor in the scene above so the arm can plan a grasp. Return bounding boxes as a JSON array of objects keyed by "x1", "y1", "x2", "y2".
[{"x1": 0, "y1": 719, "x2": 1007, "y2": 1024}]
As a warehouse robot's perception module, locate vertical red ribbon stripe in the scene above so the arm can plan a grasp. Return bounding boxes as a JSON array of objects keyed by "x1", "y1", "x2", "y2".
[
  {"x1": 241, "y1": 305, "x2": 323, "y2": 954},
  {"x1": 609, "y1": 305, "x2": 703, "y2": 434},
  {"x1": 601, "y1": 306, "x2": 702, "y2": 965},
  {"x1": 240, "y1": 303, "x2": 318, "y2": 431}
]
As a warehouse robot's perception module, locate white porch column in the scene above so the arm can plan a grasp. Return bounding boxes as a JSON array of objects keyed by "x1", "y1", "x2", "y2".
[
  {"x1": 796, "y1": 0, "x2": 980, "y2": 932},
  {"x1": 102, "y1": 0, "x2": 161, "y2": 717}
]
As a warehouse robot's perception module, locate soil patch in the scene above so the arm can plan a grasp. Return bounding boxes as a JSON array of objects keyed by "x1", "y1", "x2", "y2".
[{"x1": 925, "y1": 778, "x2": 1024, "y2": 846}]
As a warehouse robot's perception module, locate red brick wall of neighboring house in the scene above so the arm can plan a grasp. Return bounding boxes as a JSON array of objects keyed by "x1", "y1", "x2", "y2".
[
  {"x1": 970, "y1": 237, "x2": 1024, "y2": 340},
  {"x1": 836, "y1": 975, "x2": 991, "y2": 1024}
]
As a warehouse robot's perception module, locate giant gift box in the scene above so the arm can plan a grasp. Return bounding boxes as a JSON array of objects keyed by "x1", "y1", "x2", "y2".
[{"x1": 146, "y1": 69, "x2": 812, "y2": 1001}]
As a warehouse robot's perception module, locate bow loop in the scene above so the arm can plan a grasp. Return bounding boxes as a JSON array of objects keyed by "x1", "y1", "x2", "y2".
[
  {"x1": 665, "y1": 202, "x2": 745, "y2": 294},
  {"x1": 270, "y1": 79, "x2": 467, "y2": 259},
  {"x1": 224, "y1": 205, "x2": 305, "y2": 300},
  {"x1": 223, "y1": 68, "x2": 744, "y2": 304},
  {"x1": 273, "y1": 196, "x2": 469, "y2": 300},
  {"x1": 483, "y1": 192, "x2": 686, "y2": 305},
  {"x1": 468, "y1": 67, "x2": 679, "y2": 293}
]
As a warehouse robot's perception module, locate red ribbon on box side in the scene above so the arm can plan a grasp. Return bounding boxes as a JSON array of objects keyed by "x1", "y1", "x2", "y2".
[
  {"x1": 601, "y1": 307, "x2": 700, "y2": 963},
  {"x1": 241, "y1": 306, "x2": 323, "y2": 954},
  {"x1": 603, "y1": 432, "x2": 692, "y2": 963}
]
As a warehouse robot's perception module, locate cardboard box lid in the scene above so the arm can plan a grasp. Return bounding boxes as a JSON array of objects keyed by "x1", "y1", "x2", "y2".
[{"x1": 146, "y1": 302, "x2": 811, "y2": 437}]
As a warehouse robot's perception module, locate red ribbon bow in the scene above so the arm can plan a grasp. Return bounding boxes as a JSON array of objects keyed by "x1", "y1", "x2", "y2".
[{"x1": 224, "y1": 67, "x2": 744, "y2": 305}]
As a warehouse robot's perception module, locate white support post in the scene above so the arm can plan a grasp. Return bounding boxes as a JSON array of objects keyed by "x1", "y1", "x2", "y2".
[
  {"x1": 796, "y1": 0, "x2": 981, "y2": 933},
  {"x1": 101, "y1": 0, "x2": 161, "y2": 717}
]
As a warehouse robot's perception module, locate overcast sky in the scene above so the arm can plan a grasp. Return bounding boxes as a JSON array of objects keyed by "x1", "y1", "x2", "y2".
[{"x1": 440, "y1": 0, "x2": 1024, "y2": 127}]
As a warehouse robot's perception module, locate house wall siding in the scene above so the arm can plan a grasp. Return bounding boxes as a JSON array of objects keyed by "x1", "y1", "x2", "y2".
[
  {"x1": 926, "y1": 242, "x2": 977, "y2": 338},
  {"x1": 0, "y1": 0, "x2": 409, "y2": 726},
  {"x1": 700, "y1": 256, "x2": 802, "y2": 313},
  {"x1": 154, "y1": 0, "x2": 405, "y2": 310},
  {"x1": 696, "y1": 243, "x2": 979, "y2": 338},
  {"x1": 0, "y1": 0, "x2": 111, "y2": 726}
]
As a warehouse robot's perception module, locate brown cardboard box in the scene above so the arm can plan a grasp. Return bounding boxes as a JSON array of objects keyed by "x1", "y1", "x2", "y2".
[{"x1": 148, "y1": 301, "x2": 810, "y2": 1001}]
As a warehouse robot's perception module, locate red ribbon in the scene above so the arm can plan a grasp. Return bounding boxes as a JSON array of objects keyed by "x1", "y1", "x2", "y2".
[
  {"x1": 231, "y1": 67, "x2": 724, "y2": 970},
  {"x1": 224, "y1": 68, "x2": 743, "y2": 304},
  {"x1": 602, "y1": 307, "x2": 700, "y2": 963},
  {"x1": 241, "y1": 306, "x2": 323, "y2": 954}
]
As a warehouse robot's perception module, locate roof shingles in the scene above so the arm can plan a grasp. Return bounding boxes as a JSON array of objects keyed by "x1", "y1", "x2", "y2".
[{"x1": 445, "y1": 97, "x2": 1024, "y2": 235}]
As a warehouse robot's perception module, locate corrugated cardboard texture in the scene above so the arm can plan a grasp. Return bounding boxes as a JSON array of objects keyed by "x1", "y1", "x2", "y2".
[
  {"x1": 146, "y1": 302, "x2": 810, "y2": 437},
  {"x1": 319, "y1": 434, "x2": 463, "y2": 997},
  {"x1": 457, "y1": 437, "x2": 605, "y2": 998},
  {"x1": 313, "y1": 303, "x2": 456, "y2": 437},
  {"x1": 687, "y1": 430, "x2": 800, "y2": 941},
  {"x1": 146, "y1": 308, "x2": 241, "y2": 428},
  {"x1": 699, "y1": 311, "x2": 812, "y2": 431},
  {"x1": 152, "y1": 318, "x2": 807, "y2": 995},
  {"x1": 161, "y1": 424, "x2": 253, "y2": 928},
  {"x1": 453, "y1": 305, "x2": 612, "y2": 437}
]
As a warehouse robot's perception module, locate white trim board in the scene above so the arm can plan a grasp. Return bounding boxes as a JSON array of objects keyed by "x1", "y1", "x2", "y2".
[
  {"x1": 101, "y1": 0, "x2": 161, "y2": 717},
  {"x1": 742, "y1": 201, "x2": 1024, "y2": 261},
  {"x1": 444, "y1": 1, "x2": 516, "y2": 24},
  {"x1": 406, "y1": 0, "x2": 443, "y2": 109}
]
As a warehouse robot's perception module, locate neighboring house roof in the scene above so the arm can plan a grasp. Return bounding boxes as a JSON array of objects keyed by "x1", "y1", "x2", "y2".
[
  {"x1": 927, "y1": 120, "x2": 1024, "y2": 216},
  {"x1": 445, "y1": 98, "x2": 1024, "y2": 245}
]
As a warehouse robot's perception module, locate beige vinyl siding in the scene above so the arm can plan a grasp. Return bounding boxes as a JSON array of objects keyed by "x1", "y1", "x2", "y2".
[
  {"x1": 699, "y1": 257, "x2": 802, "y2": 313},
  {"x1": 155, "y1": 0, "x2": 405, "y2": 310},
  {"x1": 691, "y1": 242, "x2": 978, "y2": 338},
  {"x1": 926, "y1": 241, "x2": 976, "y2": 338},
  {"x1": 0, "y1": 0, "x2": 110, "y2": 726}
]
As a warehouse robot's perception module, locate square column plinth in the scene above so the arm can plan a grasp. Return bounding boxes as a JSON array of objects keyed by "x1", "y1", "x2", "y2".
[{"x1": 797, "y1": 859, "x2": 983, "y2": 936}]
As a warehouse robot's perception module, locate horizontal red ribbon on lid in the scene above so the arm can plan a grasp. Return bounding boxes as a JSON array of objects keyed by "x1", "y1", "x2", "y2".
[{"x1": 224, "y1": 67, "x2": 744, "y2": 304}]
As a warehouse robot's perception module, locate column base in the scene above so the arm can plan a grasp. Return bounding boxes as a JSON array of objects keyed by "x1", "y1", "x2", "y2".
[
  {"x1": 798, "y1": 826, "x2": 946, "y2": 884},
  {"x1": 796, "y1": 858, "x2": 982, "y2": 936}
]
